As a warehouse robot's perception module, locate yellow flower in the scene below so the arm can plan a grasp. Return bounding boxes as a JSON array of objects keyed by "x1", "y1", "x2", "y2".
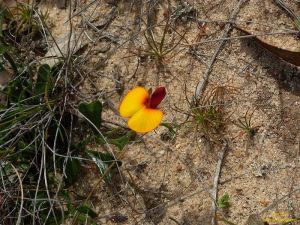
[{"x1": 119, "y1": 86, "x2": 166, "y2": 133}]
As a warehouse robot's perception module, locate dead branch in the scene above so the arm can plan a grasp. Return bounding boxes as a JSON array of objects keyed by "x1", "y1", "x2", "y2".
[
  {"x1": 211, "y1": 140, "x2": 228, "y2": 225},
  {"x1": 194, "y1": 0, "x2": 248, "y2": 100}
]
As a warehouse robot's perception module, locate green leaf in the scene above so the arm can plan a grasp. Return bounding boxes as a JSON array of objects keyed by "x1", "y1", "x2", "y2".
[
  {"x1": 1, "y1": 163, "x2": 13, "y2": 175},
  {"x1": 76, "y1": 214, "x2": 98, "y2": 224},
  {"x1": 0, "y1": 44, "x2": 9, "y2": 55},
  {"x1": 86, "y1": 151, "x2": 121, "y2": 182},
  {"x1": 3, "y1": 52, "x2": 18, "y2": 74},
  {"x1": 35, "y1": 64, "x2": 52, "y2": 95},
  {"x1": 109, "y1": 137, "x2": 128, "y2": 151},
  {"x1": 76, "y1": 204, "x2": 97, "y2": 218},
  {"x1": 161, "y1": 122, "x2": 178, "y2": 135},
  {"x1": 294, "y1": 19, "x2": 300, "y2": 31},
  {"x1": 0, "y1": 147, "x2": 13, "y2": 157},
  {"x1": 217, "y1": 193, "x2": 230, "y2": 209},
  {"x1": 78, "y1": 101, "x2": 102, "y2": 129},
  {"x1": 65, "y1": 158, "x2": 82, "y2": 186},
  {"x1": 109, "y1": 131, "x2": 135, "y2": 151}
]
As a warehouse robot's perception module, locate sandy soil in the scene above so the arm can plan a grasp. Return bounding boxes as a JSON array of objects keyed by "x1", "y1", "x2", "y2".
[{"x1": 44, "y1": 0, "x2": 300, "y2": 224}]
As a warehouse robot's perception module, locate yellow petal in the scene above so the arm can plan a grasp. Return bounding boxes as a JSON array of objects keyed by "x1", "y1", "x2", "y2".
[
  {"x1": 128, "y1": 107, "x2": 163, "y2": 133},
  {"x1": 119, "y1": 87, "x2": 149, "y2": 118}
]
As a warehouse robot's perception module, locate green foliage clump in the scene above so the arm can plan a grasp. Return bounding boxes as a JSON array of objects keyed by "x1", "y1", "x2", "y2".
[
  {"x1": 218, "y1": 193, "x2": 230, "y2": 209},
  {"x1": 0, "y1": 4, "x2": 135, "y2": 225}
]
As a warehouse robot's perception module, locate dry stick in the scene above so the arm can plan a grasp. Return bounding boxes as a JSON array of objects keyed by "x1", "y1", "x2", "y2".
[
  {"x1": 211, "y1": 140, "x2": 228, "y2": 225},
  {"x1": 194, "y1": 0, "x2": 248, "y2": 99},
  {"x1": 186, "y1": 30, "x2": 298, "y2": 47},
  {"x1": 107, "y1": 160, "x2": 299, "y2": 225},
  {"x1": 258, "y1": 187, "x2": 300, "y2": 215},
  {"x1": 273, "y1": 0, "x2": 300, "y2": 28},
  {"x1": 11, "y1": 164, "x2": 24, "y2": 225},
  {"x1": 195, "y1": 1, "x2": 248, "y2": 224}
]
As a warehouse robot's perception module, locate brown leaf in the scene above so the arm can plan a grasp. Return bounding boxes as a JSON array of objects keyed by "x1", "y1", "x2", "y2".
[
  {"x1": 235, "y1": 26, "x2": 300, "y2": 66},
  {"x1": 0, "y1": 69, "x2": 12, "y2": 86}
]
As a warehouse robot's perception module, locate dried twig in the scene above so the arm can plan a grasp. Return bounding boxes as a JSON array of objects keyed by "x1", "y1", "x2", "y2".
[
  {"x1": 273, "y1": 0, "x2": 300, "y2": 29},
  {"x1": 187, "y1": 30, "x2": 298, "y2": 47},
  {"x1": 11, "y1": 164, "x2": 24, "y2": 225},
  {"x1": 259, "y1": 187, "x2": 300, "y2": 215},
  {"x1": 211, "y1": 140, "x2": 228, "y2": 225},
  {"x1": 65, "y1": 0, "x2": 99, "y2": 22},
  {"x1": 194, "y1": 0, "x2": 248, "y2": 99}
]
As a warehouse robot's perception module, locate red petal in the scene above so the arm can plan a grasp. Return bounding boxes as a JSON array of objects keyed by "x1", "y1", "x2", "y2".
[{"x1": 148, "y1": 87, "x2": 166, "y2": 109}]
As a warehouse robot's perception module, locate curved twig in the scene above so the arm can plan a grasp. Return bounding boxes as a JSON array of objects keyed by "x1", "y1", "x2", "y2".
[
  {"x1": 11, "y1": 164, "x2": 24, "y2": 225},
  {"x1": 194, "y1": 0, "x2": 248, "y2": 100}
]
